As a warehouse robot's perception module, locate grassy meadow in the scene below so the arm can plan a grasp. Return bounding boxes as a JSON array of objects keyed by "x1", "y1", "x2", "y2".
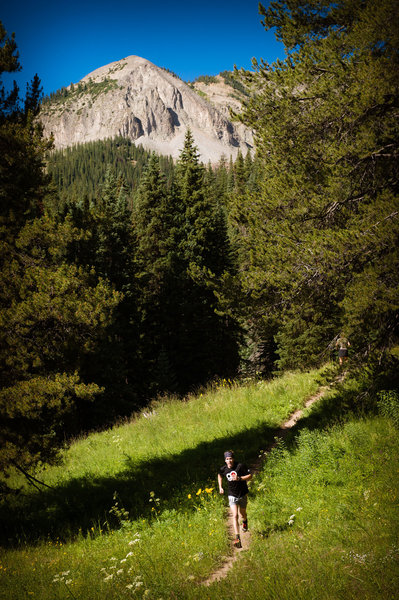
[{"x1": 0, "y1": 368, "x2": 398, "y2": 599}]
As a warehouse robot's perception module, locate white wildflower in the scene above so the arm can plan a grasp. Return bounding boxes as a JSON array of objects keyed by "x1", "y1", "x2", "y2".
[
  {"x1": 104, "y1": 574, "x2": 114, "y2": 581},
  {"x1": 120, "y1": 558, "x2": 127, "y2": 563},
  {"x1": 117, "y1": 569, "x2": 124, "y2": 575},
  {"x1": 126, "y1": 552, "x2": 134, "y2": 558},
  {"x1": 296, "y1": 507, "x2": 303, "y2": 511}
]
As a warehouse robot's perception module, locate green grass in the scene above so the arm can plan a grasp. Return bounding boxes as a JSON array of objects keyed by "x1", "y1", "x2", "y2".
[
  {"x1": 210, "y1": 414, "x2": 399, "y2": 600},
  {"x1": 1, "y1": 368, "x2": 398, "y2": 599}
]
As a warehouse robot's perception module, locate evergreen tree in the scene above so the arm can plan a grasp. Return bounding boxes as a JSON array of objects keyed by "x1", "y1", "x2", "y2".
[
  {"x1": 172, "y1": 130, "x2": 240, "y2": 389},
  {"x1": 0, "y1": 24, "x2": 119, "y2": 484},
  {"x1": 134, "y1": 153, "x2": 181, "y2": 393},
  {"x1": 234, "y1": 0, "x2": 399, "y2": 370},
  {"x1": 64, "y1": 167, "x2": 140, "y2": 418},
  {"x1": 0, "y1": 217, "x2": 120, "y2": 482}
]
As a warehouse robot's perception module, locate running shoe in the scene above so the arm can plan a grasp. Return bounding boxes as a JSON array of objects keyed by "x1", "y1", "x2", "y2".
[
  {"x1": 233, "y1": 536, "x2": 242, "y2": 548},
  {"x1": 242, "y1": 520, "x2": 248, "y2": 532}
]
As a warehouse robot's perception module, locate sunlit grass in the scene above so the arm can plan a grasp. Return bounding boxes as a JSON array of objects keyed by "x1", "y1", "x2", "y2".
[
  {"x1": 2, "y1": 367, "x2": 397, "y2": 599},
  {"x1": 18, "y1": 368, "x2": 322, "y2": 488},
  {"x1": 203, "y1": 414, "x2": 399, "y2": 600}
]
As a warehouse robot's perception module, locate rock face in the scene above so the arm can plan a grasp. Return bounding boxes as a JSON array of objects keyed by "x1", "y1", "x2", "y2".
[{"x1": 39, "y1": 56, "x2": 253, "y2": 163}]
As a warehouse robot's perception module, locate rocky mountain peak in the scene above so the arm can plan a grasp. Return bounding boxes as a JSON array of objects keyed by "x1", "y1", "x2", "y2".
[{"x1": 39, "y1": 56, "x2": 253, "y2": 163}]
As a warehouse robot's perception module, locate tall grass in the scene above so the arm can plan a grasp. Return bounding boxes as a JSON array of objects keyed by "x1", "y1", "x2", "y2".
[
  {"x1": 1, "y1": 368, "x2": 397, "y2": 599},
  {"x1": 1, "y1": 370, "x2": 321, "y2": 545},
  {"x1": 208, "y1": 415, "x2": 399, "y2": 600}
]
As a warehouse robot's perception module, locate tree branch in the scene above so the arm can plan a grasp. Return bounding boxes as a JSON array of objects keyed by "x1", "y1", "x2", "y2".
[{"x1": 11, "y1": 460, "x2": 54, "y2": 491}]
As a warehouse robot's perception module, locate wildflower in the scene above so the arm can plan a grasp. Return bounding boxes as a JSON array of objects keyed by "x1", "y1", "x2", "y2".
[
  {"x1": 205, "y1": 487, "x2": 214, "y2": 494},
  {"x1": 196, "y1": 488, "x2": 202, "y2": 495},
  {"x1": 187, "y1": 494, "x2": 192, "y2": 499},
  {"x1": 104, "y1": 574, "x2": 114, "y2": 581},
  {"x1": 296, "y1": 507, "x2": 303, "y2": 512},
  {"x1": 120, "y1": 558, "x2": 127, "y2": 563},
  {"x1": 193, "y1": 551, "x2": 204, "y2": 562},
  {"x1": 126, "y1": 584, "x2": 134, "y2": 589},
  {"x1": 65, "y1": 580, "x2": 72, "y2": 585},
  {"x1": 126, "y1": 552, "x2": 134, "y2": 558},
  {"x1": 117, "y1": 569, "x2": 124, "y2": 575}
]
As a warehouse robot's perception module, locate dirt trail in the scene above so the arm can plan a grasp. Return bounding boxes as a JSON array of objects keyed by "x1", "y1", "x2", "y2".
[{"x1": 202, "y1": 385, "x2": 328, "y2": 586}]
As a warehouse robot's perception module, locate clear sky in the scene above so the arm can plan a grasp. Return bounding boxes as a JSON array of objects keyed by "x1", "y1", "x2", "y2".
[{"x1": 1, "y1": 0, "x2": 285, "y2": 97}]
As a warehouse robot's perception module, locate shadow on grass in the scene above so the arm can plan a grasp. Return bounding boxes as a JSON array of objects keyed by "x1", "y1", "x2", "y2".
[
  {"x1": 1, "y1": 375, "x2": 364, "y2": 548},
  {"x1": 0, "y1": 422, "x2": 279, "y2": 547}
]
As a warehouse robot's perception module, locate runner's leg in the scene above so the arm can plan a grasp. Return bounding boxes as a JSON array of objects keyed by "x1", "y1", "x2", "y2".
[{"x1": 230, "y1": 503, "x2": 239, "y2": 536}]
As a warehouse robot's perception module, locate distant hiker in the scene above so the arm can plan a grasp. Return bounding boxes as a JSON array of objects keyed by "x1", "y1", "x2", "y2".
[
  {"x1": 336, "y1": 333, "x2": 351, "y2": 366},
  {"x1": 218, "y1": 450, "x2": 252, "y2": 548}
]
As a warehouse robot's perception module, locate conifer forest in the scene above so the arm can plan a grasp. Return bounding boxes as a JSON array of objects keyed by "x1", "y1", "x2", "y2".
[{"x1": 1, "y1": 0, "x2": 398, "y2": 488}]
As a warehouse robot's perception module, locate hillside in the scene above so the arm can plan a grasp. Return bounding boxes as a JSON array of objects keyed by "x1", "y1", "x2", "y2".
[
  {"x1": 191, "y1": 72, "x2": 248, "y2": 117},
  {"x1": 1, "y1": 369, "x2": 398, "y2": 599},
  {"x1": 38, "y1": 56, "x2": 253, "y2": 163}
]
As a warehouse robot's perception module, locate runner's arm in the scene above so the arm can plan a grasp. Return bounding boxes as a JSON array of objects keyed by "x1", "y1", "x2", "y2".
[{"x1": 218, "y1": 473, "x2": 224, "y2": 494}]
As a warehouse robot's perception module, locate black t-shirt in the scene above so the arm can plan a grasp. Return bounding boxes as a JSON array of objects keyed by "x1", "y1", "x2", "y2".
[{"x1": 219, "y1": 462, "x2": 250, "y2": 498}]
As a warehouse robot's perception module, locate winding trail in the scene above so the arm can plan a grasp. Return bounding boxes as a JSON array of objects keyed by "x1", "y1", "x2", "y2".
[{"x1": 202, "y1": 384, "x2": 329, "y2": 586}]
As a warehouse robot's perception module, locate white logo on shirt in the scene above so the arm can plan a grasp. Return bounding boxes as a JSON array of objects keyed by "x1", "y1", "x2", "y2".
[{"x1": 226, "y1": 470, "x2": 237, "y2": 481}]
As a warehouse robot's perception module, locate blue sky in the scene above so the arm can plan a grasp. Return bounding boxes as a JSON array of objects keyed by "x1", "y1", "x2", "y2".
[{"x1": 1, "y1": 0, "x2": 285, "y2": 97}]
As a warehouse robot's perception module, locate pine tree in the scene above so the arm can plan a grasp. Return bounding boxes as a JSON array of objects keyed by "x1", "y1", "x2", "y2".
[
  {"x1": 133, "y1": 153, "x2": 181, "y2": 393},
  {"x1": 0, "y1": 24, "x2": 120, "y2": 483},
  {"x1": 172, "y1": 131, "x2": 240, "y2": 389},
  {"x1": 234, "y1": 0, "x2": 399, "y2": 370},
  {"x1": 64, "y1": 167, "x2": 140, "y2": 417}
]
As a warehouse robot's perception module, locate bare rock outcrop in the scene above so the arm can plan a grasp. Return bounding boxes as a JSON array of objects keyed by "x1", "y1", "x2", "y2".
[{"x1": 39, "y1": 56, "x2": 253, "y2": 163}]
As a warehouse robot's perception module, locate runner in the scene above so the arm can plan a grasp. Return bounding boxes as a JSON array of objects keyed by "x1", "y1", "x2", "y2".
[
  {"x1": 218, "y1": 450, "x2": 252, "y2": 548},
  {"x1": 336, "y1": 333, "x2": 351, "y2": 366}
]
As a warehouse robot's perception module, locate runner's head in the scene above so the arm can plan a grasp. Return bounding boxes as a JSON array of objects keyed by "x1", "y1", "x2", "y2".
[{"x1": 224, "y1": 450, "x2": 235, "y2": 467}]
